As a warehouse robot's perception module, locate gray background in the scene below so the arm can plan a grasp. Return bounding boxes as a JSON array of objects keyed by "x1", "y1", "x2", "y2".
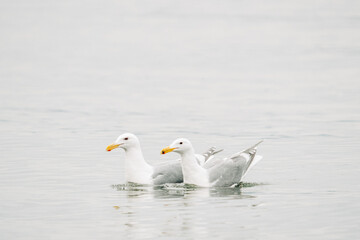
[{"x1": 1, "y1": 1, "x2": 359, "y2": 239}]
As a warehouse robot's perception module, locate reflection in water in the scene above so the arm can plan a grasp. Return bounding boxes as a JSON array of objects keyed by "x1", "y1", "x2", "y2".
[
  {"x1": 154, "y1": 184, "x2": 211, "y2": 198},
  {"x1": 111, "y1": 182, "x2": 262, "y2": 198},
  {"x1": 110, "y1": 182, "x2": 260, "y2": 238}
]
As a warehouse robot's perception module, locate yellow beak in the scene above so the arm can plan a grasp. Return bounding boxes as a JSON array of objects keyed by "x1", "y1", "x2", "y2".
[
  {"x1": 106, "y1": 143, "x2": 121, "y2": 151},
  {"x1": 161, "y1": 146, "x2": 176, "y2": 155}
]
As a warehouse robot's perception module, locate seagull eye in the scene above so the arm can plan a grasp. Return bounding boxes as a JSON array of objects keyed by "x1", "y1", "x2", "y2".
[
  {"x1": 124, "y1": 137, "x2": 128, "y2": 140},
  {"x1": 180, "y1": 142, "x2": 183, "y2": 145}
]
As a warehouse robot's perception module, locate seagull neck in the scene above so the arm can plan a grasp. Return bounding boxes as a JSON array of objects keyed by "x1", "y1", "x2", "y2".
[
  {"x1": 180, "y1": 148, "x2": 209, "y2": 187},
  {"x1": 180, "y1": 149, "x2": 197, "y2": 163},
  {"x1": 181, "y1": 149, "x2": 202, "y2": 171},
  {"x1": 125, "y1": 146, "x2": 151, "y2": 168},
  {"x1": 124, "y1": 146, "x2": 153, "y2": 184}
]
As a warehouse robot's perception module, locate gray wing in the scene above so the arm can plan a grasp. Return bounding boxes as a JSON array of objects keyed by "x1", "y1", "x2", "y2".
[
  {"x1": 229, "y1": 140, "x2": 263, "y2": 176},
  {"x1": 152, "y1": 160, "x2": 183, "y2": 185},
  {"x1": 202, "y1": 147, "x2": 224, "y2": 162},
  {"x1": 208, "y1": 141, "x2": 263, "y2": 187},
  {"x1": 196, "y1": 147, "x2": 224, "y2": 166},
  {"x1": 207, "y1": 156, "x2": 248, "y2": 187}
]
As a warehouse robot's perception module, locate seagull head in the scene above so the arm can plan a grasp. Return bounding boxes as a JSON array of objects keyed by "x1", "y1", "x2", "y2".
[
  {"x1": 161, "y1": 138, "x2": 192, "y2": 155},
  {"x1": 106, "y1": 133, "x2": 140, "y2": 151}
]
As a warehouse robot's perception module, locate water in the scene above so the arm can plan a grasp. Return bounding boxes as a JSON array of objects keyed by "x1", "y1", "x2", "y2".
[{"x1": 1, "y1": 1, "x2": 360, "y2": 239}]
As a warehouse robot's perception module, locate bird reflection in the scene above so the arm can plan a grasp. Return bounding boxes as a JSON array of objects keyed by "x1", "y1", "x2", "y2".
[
  {"x1": 110, "y1": 182, "x2": 262, "y2": 239},
  {"x1": 111, "y1": 182, "x2": 261, "y2": 198}
]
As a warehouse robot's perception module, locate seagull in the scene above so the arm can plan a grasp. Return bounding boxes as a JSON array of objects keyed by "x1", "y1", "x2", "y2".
[
  {"x1": 106, "y1": 133, "x2": 222, "y2": 185},
  {"x1": 161, "y1": 138, "x2": 263, "y2": 187}
]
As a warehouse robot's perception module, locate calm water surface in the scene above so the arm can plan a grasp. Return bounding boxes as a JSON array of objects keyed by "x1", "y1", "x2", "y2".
[{"x1": 1, "y1": 1, "x2": 360, "y2": 239}]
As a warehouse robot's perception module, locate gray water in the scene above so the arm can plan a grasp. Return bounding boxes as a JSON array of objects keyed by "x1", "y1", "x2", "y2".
[{"x1": 1, "y1": 1, "x2": 360, "y2": 239}]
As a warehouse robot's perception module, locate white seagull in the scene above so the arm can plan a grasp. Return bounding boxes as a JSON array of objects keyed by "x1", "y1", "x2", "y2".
[
  {"x1": 161, "y1": 138, "x2": 263, "y2": 187},
  {"x1": 106, "y1": 133, "x2": 222, "y2": 185}
]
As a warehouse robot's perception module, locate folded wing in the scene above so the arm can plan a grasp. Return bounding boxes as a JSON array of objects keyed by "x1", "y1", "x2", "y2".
[{"x1": 207, "y1": 140, "x2": 263, "y2": 187}]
